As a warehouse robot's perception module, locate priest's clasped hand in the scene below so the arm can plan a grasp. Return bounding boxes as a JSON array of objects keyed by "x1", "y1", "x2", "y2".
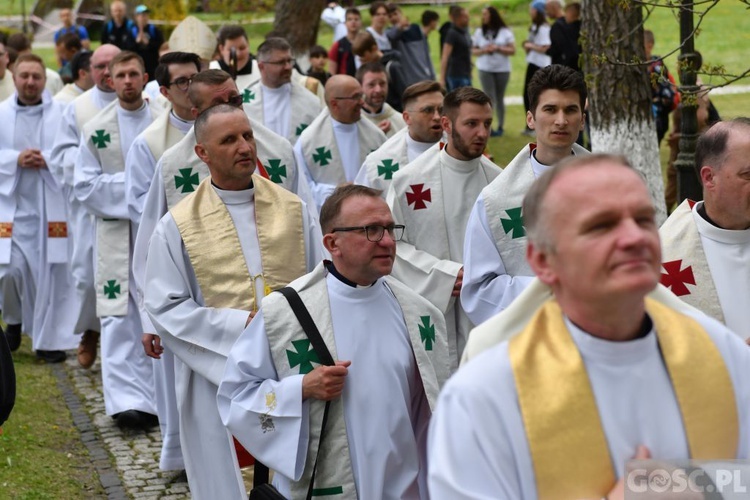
[
  {"x1": 452, "y1": 268, "x2": 464, "y2": 297},
  {"x1": 301, "y1": 361, "x2": 351, "y2": 401},
  {"x1": 17, "y1": 148, "x2": 47, "y2": 169}
]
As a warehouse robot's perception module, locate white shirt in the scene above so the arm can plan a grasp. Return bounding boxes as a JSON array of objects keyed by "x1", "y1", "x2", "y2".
[
  {"x1": 472, "y1": 27, "x2": 515, "y2": 73},
  {"x1": 261, "y1": 83, "x2": 292, "y2": 139},
  {"x1": 693, "y1": 202, "x2": 750, "y2": 339}
]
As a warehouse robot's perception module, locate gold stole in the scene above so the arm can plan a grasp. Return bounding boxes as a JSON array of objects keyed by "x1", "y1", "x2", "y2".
[
  {"x1": 170, "y1": 174, "x2": 307, "y2": 312},
  {"x1": 509, "y1": 298, "x2": 738, "y2": 499}
]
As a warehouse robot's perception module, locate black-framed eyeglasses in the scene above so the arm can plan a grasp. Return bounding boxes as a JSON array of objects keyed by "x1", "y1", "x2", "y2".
[
  {"x1": 262, "y1": 58, "x2": 294, "y2": 67},
  {"x1": 167, "y1": 75, "x2": 195, "y2": 91},
  {"x1": 331, "y1": 224, "x2": 405, "y2": 242},
  {"x1": 333, "y1": 93, "x2": 364, "y2": 102}
]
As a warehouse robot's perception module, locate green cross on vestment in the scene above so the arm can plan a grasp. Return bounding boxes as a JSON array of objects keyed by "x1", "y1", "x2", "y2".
[
  {"x1": 295, "y1": 123, "x2": 308, "y2": 136},
  {"x1": 91, "y1": 130, "x2": 111, "y2": 149},
  {"x1": 377, "y1": 159, "x2": 399, "y2": 180},
  {"x1": 174, "y1": 167, "x2": 200, "y2": 193},
  {"x1": 312, "y1": 147, "x2": 332, "y2": 166},
  {"x1": 242, "y1": 88, "x2": 256, "y2": 103},
  {"x1": 264, "y1": 159, "x2": 287, "y2": 183},
  {"x1": 501, "y1": 207, "x2": 526, "y2": 239},
  {"x1": 104, "y1": 280, "x2": 120, "y2": 299},
  {"x1": 286, "y1": 339, "x2": 320, "y2": 374},
  {"x1": 419, "y1": 316, "x2": 435, "y2": 351}
]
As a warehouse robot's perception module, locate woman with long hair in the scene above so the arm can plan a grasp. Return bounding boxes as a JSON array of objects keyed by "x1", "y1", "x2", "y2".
[
  {"x1": 522, "y1": 0, "x2": 551, "y2": 135},
  {"x1": 472, "y1": 6, "x2": 515, "y2": 137}
]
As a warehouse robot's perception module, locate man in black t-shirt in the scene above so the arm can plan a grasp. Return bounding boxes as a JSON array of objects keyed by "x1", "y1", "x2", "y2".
[{"x1": 439, "y1": 7, "x2": 472, "y2": 91}]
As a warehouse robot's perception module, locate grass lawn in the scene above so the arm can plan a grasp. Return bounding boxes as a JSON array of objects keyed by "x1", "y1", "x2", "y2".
[{"x1": 0, "y1": 338, "x2": 104, "y2": 499}]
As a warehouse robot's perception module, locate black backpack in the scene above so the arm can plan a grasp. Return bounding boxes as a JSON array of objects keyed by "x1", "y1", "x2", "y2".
[{"x1": 0, "y1": 328, "x2": 16, "y2": 426}]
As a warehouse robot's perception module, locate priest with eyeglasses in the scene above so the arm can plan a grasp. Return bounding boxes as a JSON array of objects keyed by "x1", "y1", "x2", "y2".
[{"x1": 218, "y1": 184, "x2": 450, "y2": 499}]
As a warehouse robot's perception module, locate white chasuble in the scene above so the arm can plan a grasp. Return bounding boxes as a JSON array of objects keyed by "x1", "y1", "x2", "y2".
[
  {"x1": 355, "y1": 128, "x2": 438, "y2": 196},
  {"x1": 126, "y1": 108, "x2": 191, "y2": 224},
  {"x1": 245, "y1": 81, "x2": 322, "y2": 145},
  {"x1": 0, "y1": 74, "x2": 13, "y2": 102},
  {"x1": 387, "y1": 148, "x2": 500, "y2": 365},
  {"x1": 54, "y1": 83, "x2": 85, "y2": 104},
  {"x1": 659, "y1": 199, "x2": 723, "y2": 323},
  {"x1": 660, "y1": 200, "x2": 750, "y2": 338},
  {"x1": 160, "y1": 116, "x2": 302, "y2": 210},
  {"x1": 218, "y1": 263, "x2": 449, "y2": 499},
  {"x1": 461, "y1": 143, "x2": 589, "y2": 324},
  {"x1": 361, "y1": 102, "x2": 406, "y2": 138},
  {"x1": 77, "y1": 100, "x2": 158, "y2": 316},
  {"x1": 297, "y1": 108, "x2": 387, "y2": 208},
  {"x1": 0, "y1": 94, "x2": 68, "y2": 266}
]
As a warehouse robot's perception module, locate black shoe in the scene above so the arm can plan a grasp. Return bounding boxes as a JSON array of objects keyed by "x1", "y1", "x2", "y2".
[
  {"x1": 114, "y1": 410, "x2": 159, "y2": 431},
  {"x1": 5, "y1": 323, "x2": 21, "y2": 352},
  {"x1": 36, "y1": 350, "x2": 66, "y2": 363}
]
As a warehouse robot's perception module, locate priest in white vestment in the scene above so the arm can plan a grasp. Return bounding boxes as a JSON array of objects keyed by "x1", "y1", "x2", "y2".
[
  {"x1": 295, "y1": 74, "x2": 387, "y2": 211},
  {"x1": 53, "y1": 50, "x2": 94, "y2": 104},
  {"x1": 356, "y1": 62, "x2": 406, "y2": 138},
  {"x1": 145, "y1": 105, "x2": 324, "y2": 500},
  {"x1": 387, "y1": 87, "x2": 501, "y2": 367},
  {"x1": 355, "y1": 80, "x2": 445, "y2": 195},
  {"x1": 125, "y1": 52, "x2": 200, "y2": 229},
  {"x1": 125, "y1": 51, "x2": 201, "y2": 471},
  {"x1": 74, "y1": 51, "x2": 159, "y2": 430},
  {"x1": 218, "y1": 185, "x2": 450, "y2": 499},
  {"x1": 244, "y1": 38, "x2": 322, "y2": 146},
  {"x1": 50, "y1": 44, "x2": 121, "y2": 368},
  {"x1": 428, "y1": 154, "x2": 750, "y2": 500},
  {"x1": 659, "y1": 118, "x2": 750, "y2": 340},
  {"x1": 0, "y1": 54, "x2": 78, "y2": 360},
  {"x1": 461, "y1": 64, "x2": 588, "y2": 326}
]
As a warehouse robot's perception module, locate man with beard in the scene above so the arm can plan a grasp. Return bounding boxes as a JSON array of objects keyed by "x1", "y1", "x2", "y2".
[
  {"x1": 386, "y1": 87, "x2": 501, "y2": 368},
  {"x1": 74, "y1": 51, "x2": 160, "y2": 430},
  {"x1": 0, "y1": 54, "x2": 77, "y2": 361},
  {"x1": 295, "y1": 74, "x2": 386, "y2": 210},
  {"x1": 461, "y1": 64, "x2": 588, "y2": 326},
  {"x1": 356, "y1": 62, "x2": 405, "y2": 138},
  {"x1": 244, "y1": 37, "x2": 321, "y2": 146},
  {"x1": 50, "y1": 44, "x2": 121, "y2": 369},
  {"x1": 356, "y1": 80, "x2": 444, "y2": 194}
]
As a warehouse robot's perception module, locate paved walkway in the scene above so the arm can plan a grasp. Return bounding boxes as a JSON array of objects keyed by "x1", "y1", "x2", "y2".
[{"x1": 54, "y1": 355, "x2": 190, "y2": 499}]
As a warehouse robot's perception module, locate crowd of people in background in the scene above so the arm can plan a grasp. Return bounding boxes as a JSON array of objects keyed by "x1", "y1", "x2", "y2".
[{"x1": 0, "y1": 1, "x2": 747, "y2": 499}]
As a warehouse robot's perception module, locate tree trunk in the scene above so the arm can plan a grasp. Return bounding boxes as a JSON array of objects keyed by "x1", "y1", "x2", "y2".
[
  {"x1": 581, "y1": 0, "x2": 667, "y2": 224},
  {"x1": 273, "y1": 0, "x2": 325, "y2": 63}
]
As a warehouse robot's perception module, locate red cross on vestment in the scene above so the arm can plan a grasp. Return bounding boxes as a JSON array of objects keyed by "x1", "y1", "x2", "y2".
[
  {"x1": 660, "y1": 259, "x2": 696, "y2": 296},
  {"x1": 406, "y1": 184, "x2": 431, "y2": 210}
]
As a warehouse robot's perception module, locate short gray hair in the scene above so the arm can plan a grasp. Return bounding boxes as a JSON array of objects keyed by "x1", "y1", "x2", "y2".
[
  {"x1": 194, "y1": 103, "x2": 245, "y2": 143},
  {"x1": 257, "y1": 37, "x2": 291, "y2": 61}
]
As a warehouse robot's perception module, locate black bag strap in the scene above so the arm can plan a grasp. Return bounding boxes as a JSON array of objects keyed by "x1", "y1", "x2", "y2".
[{"x1": 253, "y1": 287, "x2": 335, "y2": 499}]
